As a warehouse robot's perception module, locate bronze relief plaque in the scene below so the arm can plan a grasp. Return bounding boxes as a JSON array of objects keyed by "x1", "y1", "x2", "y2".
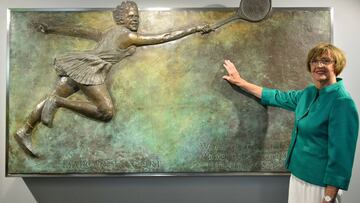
[{"x1": 7, "y1": 6, "x2": 331, "y2": 175}]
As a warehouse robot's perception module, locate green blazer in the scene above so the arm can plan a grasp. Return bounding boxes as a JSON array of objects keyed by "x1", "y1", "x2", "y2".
[{"x1": 261, "y1": 78, "x2": 358, "y2": 190}]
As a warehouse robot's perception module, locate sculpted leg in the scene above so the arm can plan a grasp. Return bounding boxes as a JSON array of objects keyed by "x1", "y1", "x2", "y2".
[
  {"x1": 41, "y1": 77, "x2": 79, "y2": 127},
  {"x1": 15, "y1": 77, "x2": 79, "y2": 157},
  {"x1": 15, "y1": 99, "x2": 46, "y2": 157},
  {"x1": 43, "y1": 83, "x2": 114, "y2": 122}
]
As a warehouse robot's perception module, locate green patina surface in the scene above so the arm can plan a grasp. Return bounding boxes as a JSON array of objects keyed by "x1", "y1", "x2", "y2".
[{"x1": 7, "y1": 8, "x2": 330, "y2": 174}]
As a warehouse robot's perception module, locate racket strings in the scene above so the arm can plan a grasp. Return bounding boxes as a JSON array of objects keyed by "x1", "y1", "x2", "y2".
[{"x1": 239, "y1": 0, "x2": 271, "y2": 21}]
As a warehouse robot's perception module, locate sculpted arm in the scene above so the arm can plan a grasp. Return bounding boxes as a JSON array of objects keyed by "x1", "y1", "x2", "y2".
[
  {"x1": 128, "y1": 24, "x2": 211, "y2": 46},
  {"x1": 34, "y1": 23, "x2": 102, "y2": 42}
]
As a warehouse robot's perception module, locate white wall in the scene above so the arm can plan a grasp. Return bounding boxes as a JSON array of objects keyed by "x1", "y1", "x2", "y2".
[{"x1": 1, "y1": 0, "x2": 360, "y2": 202}]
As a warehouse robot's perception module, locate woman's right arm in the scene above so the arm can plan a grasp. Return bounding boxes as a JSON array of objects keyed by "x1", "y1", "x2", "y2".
[
  {"x1": 222, "y1": 59, "x2": 263, "y2": 99},
  {"x1": 222, "y1": 59, "x2": 303, "y2": 111}
]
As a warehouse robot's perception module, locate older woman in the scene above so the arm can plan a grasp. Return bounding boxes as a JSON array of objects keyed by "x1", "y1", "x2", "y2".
[{"x1": 223, "y1": 43, "x2": 358, "y2": 203}]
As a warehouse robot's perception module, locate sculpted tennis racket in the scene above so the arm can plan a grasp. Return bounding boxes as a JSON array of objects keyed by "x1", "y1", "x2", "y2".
[{"x1": 211, "y1": 0, "x2": 272, "y2": 30}]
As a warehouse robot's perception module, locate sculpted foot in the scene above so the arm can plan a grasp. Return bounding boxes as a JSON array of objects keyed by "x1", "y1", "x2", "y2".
[{"x1": 15, "y1": 127, "x2": 38, "y2": 158}]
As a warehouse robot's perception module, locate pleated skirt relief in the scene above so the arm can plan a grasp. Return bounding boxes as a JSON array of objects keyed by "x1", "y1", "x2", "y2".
[{"x1": 54, "y1": 53, "x2": 112, "y2": 85}]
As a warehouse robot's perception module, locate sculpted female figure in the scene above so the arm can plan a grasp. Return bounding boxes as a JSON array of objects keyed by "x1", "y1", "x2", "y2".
[{"x1": 15, "y1": 1, "x2": 211, "y2": 157}]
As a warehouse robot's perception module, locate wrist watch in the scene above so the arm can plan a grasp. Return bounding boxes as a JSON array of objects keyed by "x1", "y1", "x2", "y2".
[{"x1": 324, "y1": 195, "x2": 334, "y2": 202}]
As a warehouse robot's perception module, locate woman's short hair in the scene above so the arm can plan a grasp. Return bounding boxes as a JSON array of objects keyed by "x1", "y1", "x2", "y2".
[
  {"x1": 306, "y1": 43, "x2": 346, "y2": 76},
  {"x1": 113, "y1": 1, "x2": 138, "y2": 25}
]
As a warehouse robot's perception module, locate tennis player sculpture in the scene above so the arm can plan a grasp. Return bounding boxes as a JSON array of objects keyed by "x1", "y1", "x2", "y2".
[{"x1": 15, "y1": 0, "x2": 272, "y2": 157}]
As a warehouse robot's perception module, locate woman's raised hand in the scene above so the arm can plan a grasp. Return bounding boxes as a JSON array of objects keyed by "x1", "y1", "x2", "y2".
[{"x1": 222, "y1": 59, "x2": 245, "y2": 86}]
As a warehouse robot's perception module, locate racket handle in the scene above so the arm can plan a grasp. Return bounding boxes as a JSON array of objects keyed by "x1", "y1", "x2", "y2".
[{"x1": 210, "y1": 15, "x2": 240, "y2": 30}]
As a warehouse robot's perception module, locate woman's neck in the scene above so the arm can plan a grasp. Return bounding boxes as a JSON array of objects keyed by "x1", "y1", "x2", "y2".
[{"x1": 314, "y1": 76, "x2": 337, "y2": 89}]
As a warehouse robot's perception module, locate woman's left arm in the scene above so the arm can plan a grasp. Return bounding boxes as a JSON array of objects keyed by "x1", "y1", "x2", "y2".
[
  {"x1": 322, "y1": 185, "x2": 339, "y2": 203},
  {"x1": 325, "y1": 97, "x2": 359, "y2": 191}
]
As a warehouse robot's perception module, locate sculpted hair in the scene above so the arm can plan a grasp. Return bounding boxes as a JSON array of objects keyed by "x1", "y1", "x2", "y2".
[
  {"x1": 113, "y1": 1, "x2": 138, "y2": 25},
  {"x1": 306, "y1": 43, "x2": 347, "y2": 76}
]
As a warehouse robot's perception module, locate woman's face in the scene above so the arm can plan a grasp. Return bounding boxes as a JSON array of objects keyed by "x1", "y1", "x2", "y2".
[
  {"x1": 309, "y1": 52, "x2": 337, "y2": 84},
  {"x1": 124, "y1": 7, "x2": 139, "y2": 31}
]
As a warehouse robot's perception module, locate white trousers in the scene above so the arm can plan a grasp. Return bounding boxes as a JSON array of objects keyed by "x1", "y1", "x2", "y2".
[{"x1": 288, "y1": 174, "x2": 343, "y2": 203}]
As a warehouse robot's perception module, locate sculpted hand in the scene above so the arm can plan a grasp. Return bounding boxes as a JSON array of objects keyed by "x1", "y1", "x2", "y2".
[
  {"x1": 222, "y1": 59, "x2": 245, "y2": 86},
  {"x1": 34, "y1": 23, "x2": 49, "y2": 33},
  {"x1": 196, "y1": 24, "x2": 214, "y2": 34}
]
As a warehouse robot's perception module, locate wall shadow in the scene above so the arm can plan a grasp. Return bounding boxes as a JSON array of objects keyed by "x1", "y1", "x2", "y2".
[{"x1": 212, "y1": 73, "x2": 268, "y2": 172}]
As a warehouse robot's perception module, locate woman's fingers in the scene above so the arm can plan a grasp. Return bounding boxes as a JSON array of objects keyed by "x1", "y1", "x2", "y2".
[
  {"x1": 223, "y1": 60, "x2": 240, "y2": 75},
  {"x1": 223, "y1": 64, "x2": 231, "y2": 74},
  {"x1": 223, "y1": 60, "x2": 238, "y2": 74},
  {"x1": 222, "y1": 59, "x2": 244, "y2": 86},
  {"x1": 222, "y1": 75, "x2": 230, "y2": 80}
]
